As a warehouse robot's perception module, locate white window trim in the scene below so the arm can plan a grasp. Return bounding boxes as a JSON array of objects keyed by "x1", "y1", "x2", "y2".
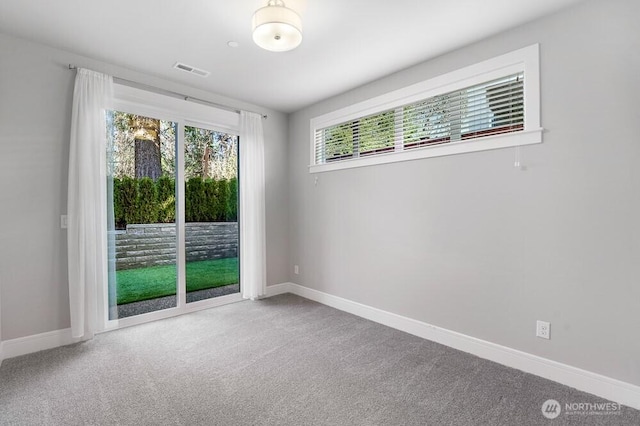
[
  {"x1": 309, "y1": 44, "x2": 542, "y2": 173},
  {"x1": 100, "y1": 84, "x2": 243, "y2": 333},
  {"x1": 112, "y1": 84, "x2": 240, "y2": 132}
]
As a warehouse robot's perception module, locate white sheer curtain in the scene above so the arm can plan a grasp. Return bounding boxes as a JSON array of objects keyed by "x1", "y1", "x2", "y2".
[
  {"x1": 239, "y1": 111, "x2": 267, "y2": 299},
  {"x1": 67, "y1": 69, "x2": 113, "y2": 339}
]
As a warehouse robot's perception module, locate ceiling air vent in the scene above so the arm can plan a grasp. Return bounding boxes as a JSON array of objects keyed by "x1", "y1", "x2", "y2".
[{"x1": 173, "y1": 62, "x2": 210, "y2": 78}]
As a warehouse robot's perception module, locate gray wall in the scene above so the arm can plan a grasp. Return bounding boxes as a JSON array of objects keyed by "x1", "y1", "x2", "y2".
[
  {"x1": 0, "y1": 33, "x2": 289, "y2": 341},
  {"x1": 288, "y1": 0, "x2": 640, "y2": 386}
]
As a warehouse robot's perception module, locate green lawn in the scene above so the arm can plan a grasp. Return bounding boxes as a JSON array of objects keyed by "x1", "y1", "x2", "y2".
[{"x1": 115, "y1": 257, "x2": 239, "y2": 305}]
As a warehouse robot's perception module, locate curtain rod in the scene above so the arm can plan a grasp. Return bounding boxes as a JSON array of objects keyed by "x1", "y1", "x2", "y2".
[{"x1": 68, "y1": 65, "x2": 267, "y2": 119}]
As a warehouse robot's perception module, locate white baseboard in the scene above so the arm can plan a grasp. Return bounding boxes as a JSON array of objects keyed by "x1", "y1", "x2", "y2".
[
  {"x1": 0, "y1": 286, "x2": 282, "y2": 362},
  {"x1": 265, "y1": 282, "x2": 294, "y2": 297},
  {"x1": 0, "y1": 286, "x2": 290, "y2": 361},
  {"x1": 270, "y1": 282, "x2": 640, "y2": 411},
  {"x1": 0, "y1": 328, "x2": 81, "y2": 360}
]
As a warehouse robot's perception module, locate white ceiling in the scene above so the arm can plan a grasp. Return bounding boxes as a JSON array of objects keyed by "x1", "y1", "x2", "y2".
[{"x1": 0, "y1": 0, "x2": 584, "y2": 113}]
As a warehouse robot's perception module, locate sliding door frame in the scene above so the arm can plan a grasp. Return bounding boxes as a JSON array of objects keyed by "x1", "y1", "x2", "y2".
[{"x1": 98, "y1": 84, "x2": 242, "y2": 333}]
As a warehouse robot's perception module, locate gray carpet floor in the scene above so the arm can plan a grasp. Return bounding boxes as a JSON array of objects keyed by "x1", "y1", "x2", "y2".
[{"x1": 0, "y1": 294, "x2": 638, "y2": 425}]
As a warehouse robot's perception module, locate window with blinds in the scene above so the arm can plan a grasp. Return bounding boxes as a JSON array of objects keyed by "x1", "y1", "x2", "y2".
[
  {"x1": 315, "y1": 73, "x2": 524, "y2": 164},
  {"x1": 310, "y1": 45, "x2": 541, "y2": 173}
]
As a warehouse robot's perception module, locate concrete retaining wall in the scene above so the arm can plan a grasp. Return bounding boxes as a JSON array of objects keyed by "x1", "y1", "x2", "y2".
[{"x1": 114, "y1": 222, "x2": 238, "y2": 270}]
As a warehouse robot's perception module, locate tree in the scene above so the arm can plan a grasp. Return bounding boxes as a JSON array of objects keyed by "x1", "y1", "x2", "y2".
[
  {"x1": 358, "y1": 111, "x2": 394, "y2": 154},
  {"x1": 131, "y1": 115, "x2": 162, "y2": 180},
  {"x1": 322, "y1": 122, "x2": 354, "y2": 161},
  {"x1": 216, "y1": 180, "x2": 230, "y2": 221},
  {"x1": 119, "y1": 176, "x2": 138, "y2": 225},
  {"x1": 403, "y1": 94, "x2": 453, "y2": 146},
  {"x1": 209, "y1": 133, "x2": 238, "y2": 180},
  {"x1": 156, "y1": 175, "x2": 175, "y2": 223},
  {"x1": 137, "y1": 177, "x2": 159, "y2": 223},
  {"x1": 112, "y1": 178, "x2": 125, "y2": 229},
  {"x1": 185, "y1": 177, "x2": 205, "y2": 222},
  {"x1": 109, "y1": 111, "x2": 175, "y2": 179},
  {"x1": 109, "y1": 113, "x2": 239, "y2": 226},
  {"x1": 184, "y1": 126, "x2": 238, "y2": 180},
  {"x1": 227, "y1": 178, "x2": 238, "y2": 221},
  {"x1": 321, "y1": 110, "x2": 395, "y2": 162},
  {"x1": 204, "y1": 179, "x2": 217, "y2": 221}
]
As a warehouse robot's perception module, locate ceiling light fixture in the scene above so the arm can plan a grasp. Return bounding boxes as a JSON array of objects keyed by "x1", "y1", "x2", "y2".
[{"x1": 252, "y1": 0, "x2": 302, "y2": 52}]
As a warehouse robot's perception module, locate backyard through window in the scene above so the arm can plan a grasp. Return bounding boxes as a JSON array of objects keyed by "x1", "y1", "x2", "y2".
[
  {"x1": 315, "y1": 72, "x2": 524, "y2": 165},
  {"x1": 184, "y1": 125, "x2": 239, "y2": 304},
  {"x1": 107, "y1": 111, "x2": 239, "y2": 319}
]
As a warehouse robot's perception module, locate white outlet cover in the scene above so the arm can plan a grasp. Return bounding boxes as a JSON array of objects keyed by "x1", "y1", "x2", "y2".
[{"x1": 536, "y1": 320, "x2": 550, "y2": 339}]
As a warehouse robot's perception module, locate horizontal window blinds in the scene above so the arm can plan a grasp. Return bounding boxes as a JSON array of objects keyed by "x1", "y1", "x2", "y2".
[{"x1": 314, "y1": 72, "x2": 524, "y2": 164}]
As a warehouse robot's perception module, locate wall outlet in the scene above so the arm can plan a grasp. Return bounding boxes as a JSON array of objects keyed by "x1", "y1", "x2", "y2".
[
  {"x1": 536, "y1": 320, "x2": 550, "y2": 339},
  {"x1": 294, "y1": 265, "x2": 299, "y2": 275},
  {"x1": 60, "y1": 215, "x2": 68, "y2": 229}
]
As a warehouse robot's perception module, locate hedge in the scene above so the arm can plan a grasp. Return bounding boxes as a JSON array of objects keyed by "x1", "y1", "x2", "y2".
[{"x1": 113, "y1": 176, "x2": 237, "y2": 228}]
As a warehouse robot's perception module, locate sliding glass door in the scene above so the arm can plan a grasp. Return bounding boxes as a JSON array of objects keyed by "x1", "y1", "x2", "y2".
[
  {"x1": 106, "y1": 107, "x2": 240, "y2": 322},
  {"x1": 184, "y1": 125, "x2": 239, "y2": 303},
  {"x1": 107, "y1": 111, "x2": 178, "y2": 319}
]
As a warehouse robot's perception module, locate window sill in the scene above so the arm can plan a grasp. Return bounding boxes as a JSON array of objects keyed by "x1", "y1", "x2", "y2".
[{"x1": 309, "y1": 128, "x2": 543, "y2": 174}]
